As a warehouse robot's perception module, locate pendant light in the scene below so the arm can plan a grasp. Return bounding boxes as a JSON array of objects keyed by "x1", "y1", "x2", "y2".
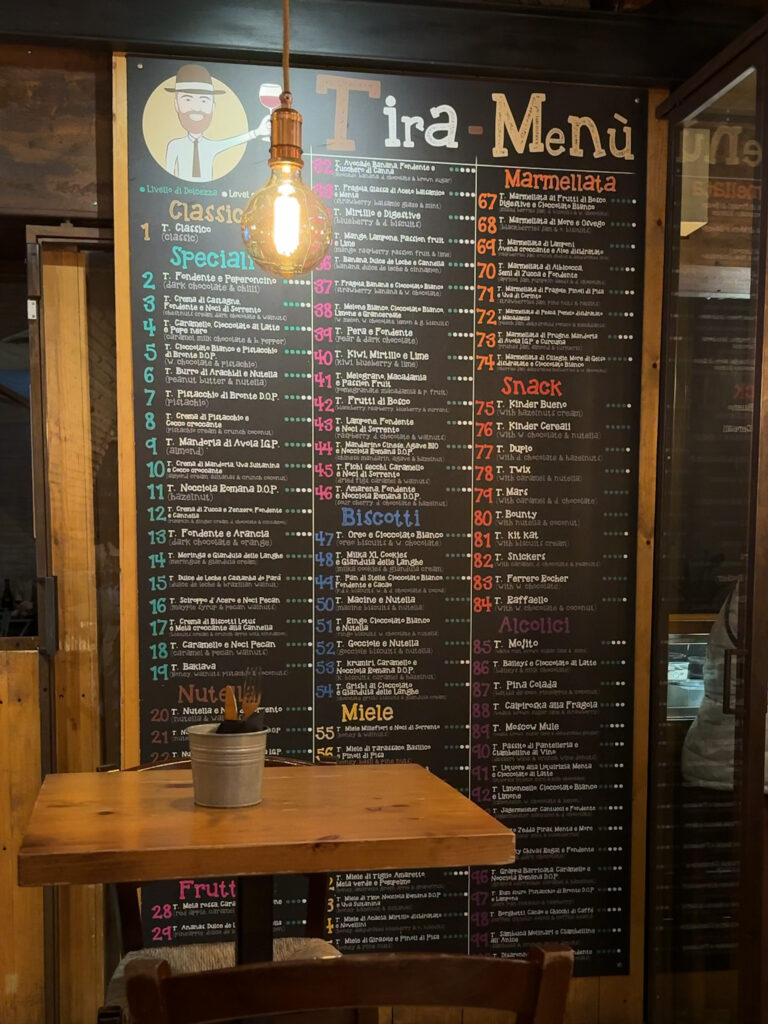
[{"x1": 241, "y1": 0, "x2": 333, "y2": 276}]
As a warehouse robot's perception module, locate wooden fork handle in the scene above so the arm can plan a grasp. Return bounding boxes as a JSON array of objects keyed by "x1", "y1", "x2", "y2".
[{"x1": 224, "y1": 685, "x2": 239, "y2": 721}]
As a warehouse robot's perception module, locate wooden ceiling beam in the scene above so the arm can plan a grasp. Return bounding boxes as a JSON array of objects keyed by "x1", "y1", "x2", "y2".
[{"x1": 0, "y1": 0, "x2": 760, "y2": 87}]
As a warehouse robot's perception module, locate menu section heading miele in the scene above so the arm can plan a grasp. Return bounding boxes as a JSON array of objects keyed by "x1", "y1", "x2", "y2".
[{"x1": 125, "y1": 56, "x2": 645, "y2": 975}]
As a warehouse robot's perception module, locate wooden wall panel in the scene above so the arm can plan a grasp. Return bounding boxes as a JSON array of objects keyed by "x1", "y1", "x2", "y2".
[
  {"x1": 462, "y1": 1009, "x2": 512, "y2": 1024},
  {"x1": 0, "y1": 45, "x2": 111, "y2": 219},
  {"x1": 40, "y1": 246, "x2": 104, "y2": 1023},
  {"x1": 0, "y1": 650, "x2": 44, "y2": 1024},
  {"x1": 42, "y1": 249, "x2": 101, "y2": 772},
  {"x1": 395, "y1": 1009, "x2": 462, "y2": 1024},
  {"x1": 563, "y1": 979, "x2": 600, "y2": 1024}
]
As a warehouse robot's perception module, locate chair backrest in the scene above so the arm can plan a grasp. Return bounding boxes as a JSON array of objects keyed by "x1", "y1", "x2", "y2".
[
  {"x1": 99, "y1": 756, "x2": 330, "y2": 952},
  {"x1": 125, "y1": 946, "x2": 574, "y2": 1024}
]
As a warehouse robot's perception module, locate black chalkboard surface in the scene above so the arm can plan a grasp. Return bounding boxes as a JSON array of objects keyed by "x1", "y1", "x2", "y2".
[{"x1": 124, "y1": 56, "x2": 645, "y2": 975}]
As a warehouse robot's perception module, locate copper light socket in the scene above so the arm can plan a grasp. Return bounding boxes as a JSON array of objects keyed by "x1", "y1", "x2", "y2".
[{"x1": 270, "y1": 102, "x2": 303, "y2": 166}]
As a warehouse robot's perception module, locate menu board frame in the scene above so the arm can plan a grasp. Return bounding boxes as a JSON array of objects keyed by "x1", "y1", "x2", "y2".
[{"x1": 112, "y1": 53, "x2": 665, "y2": 1020}]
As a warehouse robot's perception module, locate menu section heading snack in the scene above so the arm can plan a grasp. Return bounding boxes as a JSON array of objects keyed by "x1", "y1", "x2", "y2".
[{"x1": 125, "y1": 56, "x2": 645, "y2": 975}]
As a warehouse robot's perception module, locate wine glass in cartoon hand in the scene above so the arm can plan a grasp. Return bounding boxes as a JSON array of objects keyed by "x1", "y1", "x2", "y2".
[{"x1": 250, "y1": 83, "x2": 282, "y2": 141}]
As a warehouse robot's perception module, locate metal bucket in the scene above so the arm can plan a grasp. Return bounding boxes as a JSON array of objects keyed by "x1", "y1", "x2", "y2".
[{"x1": 187, "y1": 723, "x2": 268, "y2": 807}]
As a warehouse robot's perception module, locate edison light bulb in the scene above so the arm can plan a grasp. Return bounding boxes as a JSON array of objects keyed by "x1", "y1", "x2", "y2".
[
  {"x1": 274, "y1": 181, "x2": 300, "y2": 256},
  {"x1": 242, "y1": 160, "x2": 331, "y2": 276}
]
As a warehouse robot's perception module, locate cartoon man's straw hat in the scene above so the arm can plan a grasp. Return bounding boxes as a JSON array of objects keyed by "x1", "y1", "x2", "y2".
[{"x1": 165, "y1": 64, "x2": 225, "y2": 95}]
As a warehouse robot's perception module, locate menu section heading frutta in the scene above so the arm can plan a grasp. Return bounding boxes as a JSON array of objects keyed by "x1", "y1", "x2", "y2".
[{"x1": 126, "y1": 56, "x2": 644, "y2": 975}]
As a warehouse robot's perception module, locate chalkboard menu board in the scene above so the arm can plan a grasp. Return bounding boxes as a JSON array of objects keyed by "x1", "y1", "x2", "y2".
[{"x1": 124, "y1": 56, "x2": 645, "y2": 975}]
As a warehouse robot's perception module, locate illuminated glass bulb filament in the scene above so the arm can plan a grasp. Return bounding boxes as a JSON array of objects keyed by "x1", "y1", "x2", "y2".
[{"x1": 274, "y1": 182, "x2": 300, "y2": 257}]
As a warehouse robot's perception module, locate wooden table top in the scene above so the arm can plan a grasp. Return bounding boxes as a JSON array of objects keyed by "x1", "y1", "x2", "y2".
[{"x1": 18, "y1": 763, "x2": 515, "y2": 886}]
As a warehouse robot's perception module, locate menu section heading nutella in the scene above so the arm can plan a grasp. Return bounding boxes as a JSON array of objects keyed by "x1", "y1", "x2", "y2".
[{"x1": 126, "y1": 56, "x2": 645, "y2": 975}]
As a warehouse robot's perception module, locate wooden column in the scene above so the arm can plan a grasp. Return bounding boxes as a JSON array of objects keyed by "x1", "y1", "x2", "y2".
[
  {"x1": 0, "y1": 650, "x2": 45, "y2": 1024},
  {"x1": 40, "y1": 246, "x2": 104, "y2": 1024},
  {"x1": 595, "y1": 86, "x2": 667, "y2": 1024},
  {"x1": 113, "y1": 55, "x2": 140, "y2": 769}
]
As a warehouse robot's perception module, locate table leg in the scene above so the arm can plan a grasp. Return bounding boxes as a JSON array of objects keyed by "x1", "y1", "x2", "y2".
[{"x1": 235, "y1": 875, "x2": 274, "y2": 963}]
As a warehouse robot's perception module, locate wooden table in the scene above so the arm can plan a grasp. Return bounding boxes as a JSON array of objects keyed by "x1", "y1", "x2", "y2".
[{"x1": 19, "y1": 763, "x2": 515, "y2": 962}]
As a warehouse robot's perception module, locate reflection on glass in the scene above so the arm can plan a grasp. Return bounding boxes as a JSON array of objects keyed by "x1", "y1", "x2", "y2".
[
  {"x1": 84, "y1": 250, "x2": 121, "y2": 768},
  {"x1": 0, "y1": 272, "x2": 36, "y2": 637},
  {"x1": 648, "y1": 70, "x2": 761, "y2": 1024}
]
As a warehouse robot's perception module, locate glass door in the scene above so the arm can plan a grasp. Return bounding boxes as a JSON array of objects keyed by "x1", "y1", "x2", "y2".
[{"x1": 647, "y1": 50, "x2": 768, "y2": 1024}]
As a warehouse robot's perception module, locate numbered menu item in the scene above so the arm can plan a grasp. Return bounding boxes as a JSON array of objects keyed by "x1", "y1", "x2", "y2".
[
  {"x1": 125, "y1": 58, "x2": 644, "y2": 972},
  {"x1": 468, "y1": 167, "x2": 636, "y2": 967}
]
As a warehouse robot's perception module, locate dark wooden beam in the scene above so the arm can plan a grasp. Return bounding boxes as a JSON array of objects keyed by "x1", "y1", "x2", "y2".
[
  {"x1": 0, "y1": 46, "x2": 111, "y2": 220},
  {"x1": 0, "y1": 0, "x2": 760, "y2": 88}
]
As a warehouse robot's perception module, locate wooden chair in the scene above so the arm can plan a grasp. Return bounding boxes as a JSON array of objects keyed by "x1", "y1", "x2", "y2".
[
  {"x1": 125, "y1": 945, "x2": 574, "y2": 1024},
  {"x1": 98, "y1": 757, "x2": 339, "y2": 1022}
]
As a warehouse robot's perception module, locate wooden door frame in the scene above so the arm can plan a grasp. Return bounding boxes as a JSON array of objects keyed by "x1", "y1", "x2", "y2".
[
  {"x1": 27, "y1": 224, "x2": 112, "y2": 757},
  {"x1": 26, "y1": 223, "x2": 113, "y2": 766},
  {"x1": 27, "y1": 224, "x2": 114, "y2": 1024}
]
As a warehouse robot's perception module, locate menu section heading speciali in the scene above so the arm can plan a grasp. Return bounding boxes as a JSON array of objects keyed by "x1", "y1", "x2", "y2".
[{"x1": 125, "y1": 56, "x2": 645, "y2": 976}]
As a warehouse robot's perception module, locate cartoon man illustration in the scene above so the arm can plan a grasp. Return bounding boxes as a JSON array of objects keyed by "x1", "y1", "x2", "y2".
[{"x1": 164, "y1": 64, "x2": 271, "y2": 182}]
